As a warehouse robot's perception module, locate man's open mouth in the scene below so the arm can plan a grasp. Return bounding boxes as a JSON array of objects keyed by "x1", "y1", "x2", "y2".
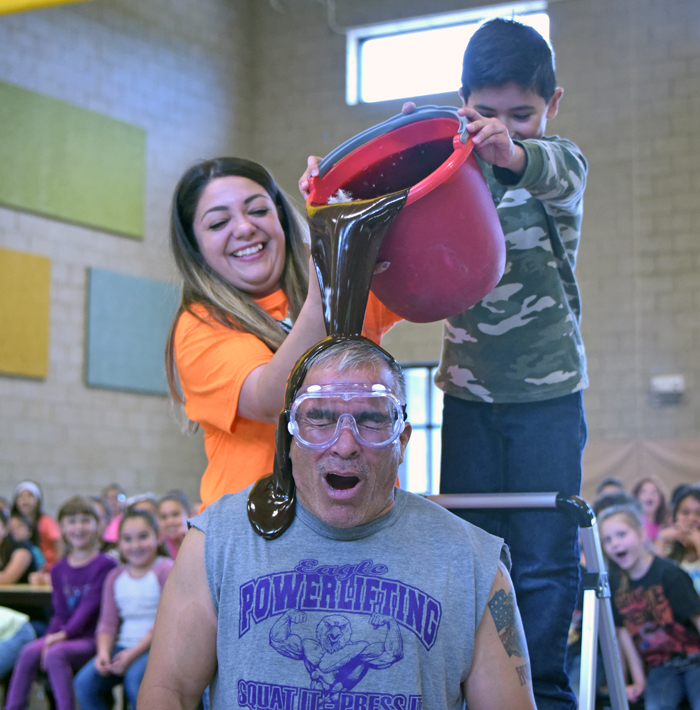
[{"x1": 326, "y1": 474, "x2": 360, "y2": 491}]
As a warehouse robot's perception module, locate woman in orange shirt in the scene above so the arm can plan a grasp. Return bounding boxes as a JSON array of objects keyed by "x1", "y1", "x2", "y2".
[{"x1": 166, "y1": 158, "x2": 400, "y2": 509}]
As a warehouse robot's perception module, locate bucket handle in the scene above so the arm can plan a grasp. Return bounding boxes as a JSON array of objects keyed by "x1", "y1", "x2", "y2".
[{"x1": 317, "y1": 105, "x2": 468, "y2": 178}]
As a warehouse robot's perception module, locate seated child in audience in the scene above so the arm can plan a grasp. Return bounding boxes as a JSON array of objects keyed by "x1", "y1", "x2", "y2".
[
  {"x1": 101, "y1": 484, "x2": 126, "y2": 544},
  {"x1": 600, "y1": 504, "x2": 700, "y2": 710},
  {"x1": 4, "y1": 496, "x2": 117, "y2": 710},
  {"x1": 655, "y1": 486, "x2": 700, "y2": 595},
  {"x1": 157, "y1": 492, "x2": 190, "y2": 559},
  {"x1": 596, "y1": 477, "x2": 627, "y2": 498},
  {"x1": 0, "y1": 510, "x2": 37, "y2": 585},
  {"x1": 8, "y1": 510, "x2": 45, "y2": 570},
  {"x1": 0, "y1": 606, "x2": 36, "y2": 680},
  {"x1": 74, "y1": 508, "x2": 173, "y2": 709},
  {"x1": 11, "y1": 480, "x2": 63, "y2": 569},
  {"x1": 631, "y1": 475, "x2": 671, "y2": 543},
  {"x1": 89, "y1": 495, "x2": 118, "y2": 559},
  {"x1": 102, "y1": 484, "x2": 126, "y2": 521},
  {"x1": 126, "y1": 494, "x2": 158, "y2": 517},
  {"x1": 0, "y1": 510, "x2": 51, "y2": 636},
  {"x1": 671, "y1": 483, "x2": 695, "y2": 509}
]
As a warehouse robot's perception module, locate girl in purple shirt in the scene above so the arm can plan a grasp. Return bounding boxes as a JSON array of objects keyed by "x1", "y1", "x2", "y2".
[
  {"x1": 5, "y1": 496, "x2": 117, "y2": 710},
  {"x1": 74, "y1": 508, "x2": 173, "y2": 710}
]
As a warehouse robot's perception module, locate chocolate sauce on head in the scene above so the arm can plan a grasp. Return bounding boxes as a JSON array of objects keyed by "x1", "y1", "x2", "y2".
[
  {"x1": 248, "y1": 187, "x2": 409, "y2": 538},
  {"x1": 307, "y1": 190, "x2": 408, "y2": 336},
  {"x1": 248, "y1": 335, "x2": 399, "y2": 539}
]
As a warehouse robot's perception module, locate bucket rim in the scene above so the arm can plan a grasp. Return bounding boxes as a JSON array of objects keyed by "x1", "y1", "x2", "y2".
[
  {"x1": 317, "y1": 105, "x2": 466, "y2": 177},
  {"x1": 308, "y1": 107, "x2": 473, "y2": 208}
]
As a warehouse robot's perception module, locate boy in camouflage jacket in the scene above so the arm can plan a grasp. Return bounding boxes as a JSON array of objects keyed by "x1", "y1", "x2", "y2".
[{"x1": 435, "y1": 18, "x2": 588, "y2": 710}]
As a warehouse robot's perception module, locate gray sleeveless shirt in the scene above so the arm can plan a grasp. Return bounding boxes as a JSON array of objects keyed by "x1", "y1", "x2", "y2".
[{"x1": 191, "y1": 487, "x2": 506, "y2": 710}]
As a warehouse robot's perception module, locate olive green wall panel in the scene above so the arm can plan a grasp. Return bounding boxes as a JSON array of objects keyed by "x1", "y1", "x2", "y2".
[
  {"x1": 0, "y1": 80, "x2": 145, "y2": 238},
  {"x1": 0, "y1": 247, "x2": 51, "y2": 379}
]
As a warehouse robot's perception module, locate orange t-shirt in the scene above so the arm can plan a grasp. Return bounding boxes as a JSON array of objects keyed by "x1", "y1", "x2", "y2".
[
  {"x1": 174, "y1": 290, "x2": 401, "y2": 509},
  {"x1": 37, "y1": 513, "x2": 61, "y2": 570}
]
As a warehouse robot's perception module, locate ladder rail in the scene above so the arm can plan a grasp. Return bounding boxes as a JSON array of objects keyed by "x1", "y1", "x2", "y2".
[{"x1": 427, "y1": 492, "x2": 630, "y2": 710}]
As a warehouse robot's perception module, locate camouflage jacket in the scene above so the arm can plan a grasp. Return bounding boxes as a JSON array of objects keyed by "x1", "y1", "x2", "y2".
[{"x1": 436, "y1": 135, "x2": 588, "y2": 404}]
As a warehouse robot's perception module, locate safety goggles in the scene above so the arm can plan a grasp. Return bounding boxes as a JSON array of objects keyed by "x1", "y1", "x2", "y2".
[{"x1": 287, "y1": 383, "x2": 406, "y2": 450}]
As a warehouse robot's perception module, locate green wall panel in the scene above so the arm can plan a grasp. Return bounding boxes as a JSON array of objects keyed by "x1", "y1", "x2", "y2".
[
  {"x1": 86, "y1": 268, "x2": 180, "y2": 395},
  {"x1": 0, "y1": 81, "x2": 145, "y2": 238}
]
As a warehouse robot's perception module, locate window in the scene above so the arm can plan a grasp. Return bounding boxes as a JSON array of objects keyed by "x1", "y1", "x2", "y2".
[
  {"x1": 346, "y1": 2, "x2": 549, "y2": 105},
  {"x1": 398, "y1": 364, "x2": 443, "y2": 495}
]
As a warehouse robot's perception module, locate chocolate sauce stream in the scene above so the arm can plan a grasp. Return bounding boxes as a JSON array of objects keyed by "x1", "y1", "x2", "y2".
[
  {"x1": 247, "y1": 191, "x2": 409, "y2": 539},
  {"x1": 308, "y1": 190, "x2": 409, "y2": 336}
]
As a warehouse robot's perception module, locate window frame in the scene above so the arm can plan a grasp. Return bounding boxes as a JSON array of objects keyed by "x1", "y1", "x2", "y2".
[
  {"x1": 345, "y1": 1, "x2": 548, "y2": 105},
  {"x1": 398, "y1": 361, "x2": 443, "y2": 495}
]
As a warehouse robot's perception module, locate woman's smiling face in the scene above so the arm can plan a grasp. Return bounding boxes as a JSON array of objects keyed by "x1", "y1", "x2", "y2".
[{"x1": 192, "y1": 176, "x2": 287, "y2": 298}]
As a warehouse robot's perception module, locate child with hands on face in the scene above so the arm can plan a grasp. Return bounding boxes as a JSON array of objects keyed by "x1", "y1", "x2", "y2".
[
  {"x1": 73, "y1": 508, "x2": 173, "y2": 710},
  {"x1": 4, "y1": 497, "x2": 117, "y2": 710},
  {"x1": 600, "y1": 504, "x2": 700, "y2": 710},
  {"x1": 655, "y1": 486, "x2": 700, "y2": 594}
]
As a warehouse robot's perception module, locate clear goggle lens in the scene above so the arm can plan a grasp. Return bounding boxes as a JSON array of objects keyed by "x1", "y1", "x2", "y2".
[{"x1": 287, "y1": 383, "x2": 405, "y2": 450}]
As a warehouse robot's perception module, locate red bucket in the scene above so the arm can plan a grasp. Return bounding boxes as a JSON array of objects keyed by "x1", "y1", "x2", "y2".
[{"x1": 307, "y1": 106, "x2": 505, "y2": 323}]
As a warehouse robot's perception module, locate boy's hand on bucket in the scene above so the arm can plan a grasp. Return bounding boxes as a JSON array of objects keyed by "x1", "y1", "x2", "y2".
[
  {"x1": 401, "y1": 102, "x2": 416, "y2": 114},
  {"x1": 458, "y1": 106, "x2": 526, "y2": 176},
  {"x1": 299, "y1": 156, "x2": 322, "y2": 200}
]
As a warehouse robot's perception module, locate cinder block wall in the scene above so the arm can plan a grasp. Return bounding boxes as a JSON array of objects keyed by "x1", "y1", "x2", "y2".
[{"x1": 0, "y1": 0, "x2": 254, "y2": 511}]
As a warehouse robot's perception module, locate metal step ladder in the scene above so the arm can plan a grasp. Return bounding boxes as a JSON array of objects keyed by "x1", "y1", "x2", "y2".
[{"x1": 426, "y1": 492, "x2": 629, "y2": 710}]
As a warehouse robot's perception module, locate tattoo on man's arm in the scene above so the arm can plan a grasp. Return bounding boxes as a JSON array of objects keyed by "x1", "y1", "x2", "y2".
[
  {"x1": 488, "y1": 589, "x2": 527, "y2": 658},
  {"x1": 516, "y1": 663, "x2": 531, "y2": 686}
]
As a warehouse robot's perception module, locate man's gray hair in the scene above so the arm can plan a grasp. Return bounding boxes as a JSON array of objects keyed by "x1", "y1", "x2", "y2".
[{"x1": 305, "y1": 339, "x2": 406, "y2": 403}]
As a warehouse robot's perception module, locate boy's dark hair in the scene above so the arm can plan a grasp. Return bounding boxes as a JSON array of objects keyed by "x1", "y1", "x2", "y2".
[{"x1": 461, "y1": 18, "x2": 556, "y2": 102}]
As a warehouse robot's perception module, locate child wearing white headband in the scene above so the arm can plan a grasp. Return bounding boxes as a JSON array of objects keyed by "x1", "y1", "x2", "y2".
[{"x1": 11, "y1": 480, "x2": 62, "y2": 570}]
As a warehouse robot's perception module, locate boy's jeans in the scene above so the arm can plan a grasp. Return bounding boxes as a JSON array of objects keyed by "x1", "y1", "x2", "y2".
[{"x1": 440, "y1": 391, "x2": 586, "y2": 710}]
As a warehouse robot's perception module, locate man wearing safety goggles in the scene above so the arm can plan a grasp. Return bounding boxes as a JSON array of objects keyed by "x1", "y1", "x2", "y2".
[{"x1": 142, "y1": 337, "x2": 536, "y2": 710}]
